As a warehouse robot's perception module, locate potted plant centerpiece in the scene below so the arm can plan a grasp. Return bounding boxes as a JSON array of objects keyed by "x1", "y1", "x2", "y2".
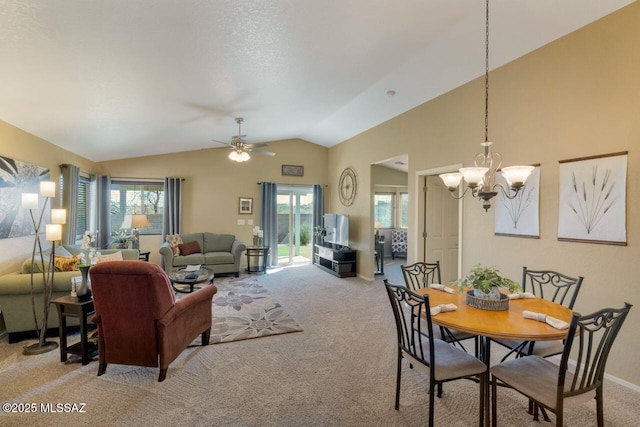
[{"x1": 457, "y1": 264, "x2": 521, "y2": 310}]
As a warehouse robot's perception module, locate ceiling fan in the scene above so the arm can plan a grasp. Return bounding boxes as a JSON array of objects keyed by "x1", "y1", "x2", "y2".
[{"x1": 213, "y1": 117, "x2": 275, "y2": 162}]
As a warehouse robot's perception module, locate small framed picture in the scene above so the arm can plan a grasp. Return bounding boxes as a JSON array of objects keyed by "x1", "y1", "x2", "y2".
[
  {"x1": 239, "y1": 197, "x2": 253, "y2": 214},
  {"x1": 282, "y1": 165, "x2": 304, "y2": 177}
]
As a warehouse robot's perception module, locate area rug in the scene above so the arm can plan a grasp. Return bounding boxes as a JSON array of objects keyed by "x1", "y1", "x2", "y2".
[{"x1": 205, "y1": 277, "x2": 303, "y2": 344}]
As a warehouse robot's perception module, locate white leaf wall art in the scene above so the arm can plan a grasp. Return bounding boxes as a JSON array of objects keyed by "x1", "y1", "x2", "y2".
[
  {"x1": 495, "y1": 165, "x2": 540, "y2": 238},
  {"x1": 558, "y1": 152, "x2": 627, "y2": 245}
]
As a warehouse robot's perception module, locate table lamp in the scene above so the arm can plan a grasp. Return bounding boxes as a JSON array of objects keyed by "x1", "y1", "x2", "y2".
[{"x1": 121, "y1": 214, "x2": 150, "y2": 250}]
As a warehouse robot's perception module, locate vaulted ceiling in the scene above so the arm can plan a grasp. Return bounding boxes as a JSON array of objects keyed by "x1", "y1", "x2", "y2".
[{"x1": 0, "y1": 0, "x2": 634, "y2": 161}]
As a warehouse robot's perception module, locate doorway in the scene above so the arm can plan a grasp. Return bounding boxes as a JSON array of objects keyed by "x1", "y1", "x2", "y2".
[
  {"x1": 276, "y1": 185, "x2": 314, "y2": 264},
  {"x1": 415, "y1": 166, "x2": 462, "y2": 284}
]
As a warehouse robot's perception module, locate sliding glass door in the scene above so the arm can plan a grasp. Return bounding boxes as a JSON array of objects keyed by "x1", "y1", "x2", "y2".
[{"x1": 276, "y1": 185, "x2": 314, "y2": 264}]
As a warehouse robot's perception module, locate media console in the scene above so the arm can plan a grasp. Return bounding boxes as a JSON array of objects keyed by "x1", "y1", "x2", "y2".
[{"x1": 314, "y1": 245, "x2": 357, "y2": 278}]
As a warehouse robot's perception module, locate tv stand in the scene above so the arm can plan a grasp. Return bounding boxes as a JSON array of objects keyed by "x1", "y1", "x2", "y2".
[{"x1": 314, "y1": 245, "x2": 357, "y2": 278}]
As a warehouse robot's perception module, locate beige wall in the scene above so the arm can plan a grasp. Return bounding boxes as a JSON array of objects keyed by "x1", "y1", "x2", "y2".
[
  {"x1": 0, "y1": 121, "x2": 98, "y2": 275},
  {"x1": 97, "y1": 139, "x2": 328, "y2": 265},
  {"x1": 1, "y1": 2, "x2": 638, "y2": 385},
  {"x1": 327, "y1": 3, "x2": 640, "y2": 385}
]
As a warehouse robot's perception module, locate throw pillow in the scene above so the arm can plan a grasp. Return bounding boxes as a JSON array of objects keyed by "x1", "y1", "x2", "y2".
[
  {"x1": 178, "y1": 240, "x2": 201, "y2": 256},
  {"x1": 54, "y1": 255, "x2": 82, "y2": 272},
  {"x1": 166, "y1": 234, "x2": 183, "y2": 256},
  {"x1": 96, "y1": 251, "x2": 124, "y2": 262}
]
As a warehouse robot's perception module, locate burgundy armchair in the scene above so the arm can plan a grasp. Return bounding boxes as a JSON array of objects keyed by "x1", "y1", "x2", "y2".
[{"x1": 89, "y1": 261, "x2": 216, "y2": 381}]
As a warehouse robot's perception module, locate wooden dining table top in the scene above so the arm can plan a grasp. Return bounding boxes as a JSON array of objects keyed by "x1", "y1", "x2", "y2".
[{"x1": 415, "y1": 286, "x2": 573, "y2": 341}]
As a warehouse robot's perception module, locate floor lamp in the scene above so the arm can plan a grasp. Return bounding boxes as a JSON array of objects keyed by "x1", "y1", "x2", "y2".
[{"x1": 22, "y1": 181, "x2": 65, "y2": 355}]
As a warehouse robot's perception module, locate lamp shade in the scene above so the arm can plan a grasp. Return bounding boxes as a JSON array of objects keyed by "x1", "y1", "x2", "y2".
[
  {"x1": 131, "y1": 214, "x2": 150, "y2": 228},
  {"x1": 439, "y1": 172, "x2": 463, "y2": 189},
  {"x1": 40, "y1": 181, "x2": 56, "y2": 198},
  {"x1": 459, "y1": 167, "x2": 489, "y2": 187},
  {"x1": 45, "y1": 224, "x2": 62, "y2": 241},
  {"x1": 21, "y1": 193, "x2": 39, "y2": 210},
  {"x1": 121, "y1": 214, "x2": 150, "y2": 229},
  {"x1": 375, "y1": 221, "x2": 381, "y2": 229},
  {"x1": 501, "y1": 165, "x2": 535, "y2": 187},
  {"x1": 51, "y1": 209, "x2": 66, "y2": 225}
]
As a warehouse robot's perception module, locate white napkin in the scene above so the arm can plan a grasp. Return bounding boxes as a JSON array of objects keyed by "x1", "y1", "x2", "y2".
[
  {"x1": 430, "y1": 303, "x2": 457, "y2": 316},
  {"x1": 429, "y1": 283, "x2": 454, "y2": 294},
  {"x1": 522, "y1": 310, "x2": 570, "y2": 330},
  {"x1": 507, "y1": 292, "x2": 536, "y2": 300}
]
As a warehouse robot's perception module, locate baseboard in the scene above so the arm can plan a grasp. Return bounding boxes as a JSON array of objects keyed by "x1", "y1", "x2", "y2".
[
  {"x1": 564, "y1": 356, "x2": 640, "y2": 391},
  {"x1": 604, "y1": 372, "x2": 640, "y2": 392}
]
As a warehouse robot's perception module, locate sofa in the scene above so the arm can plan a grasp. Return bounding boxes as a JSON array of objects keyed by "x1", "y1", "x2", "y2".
[
  {"x1": 159, "y1": 232, "x2": 246, "y2": 277},
  {"x1": 0, "y1": 245, "x2": 139, "y2": 343}
]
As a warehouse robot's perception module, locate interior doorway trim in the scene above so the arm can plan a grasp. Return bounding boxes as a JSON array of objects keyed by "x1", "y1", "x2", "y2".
[{"x1": 412, "y1": 164, "x2": 464, "y2": 279}]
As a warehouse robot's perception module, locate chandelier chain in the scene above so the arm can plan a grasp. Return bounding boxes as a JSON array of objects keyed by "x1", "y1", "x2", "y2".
[{"x1": 484, "y1": 0, "x2": 490, "y2": 143}]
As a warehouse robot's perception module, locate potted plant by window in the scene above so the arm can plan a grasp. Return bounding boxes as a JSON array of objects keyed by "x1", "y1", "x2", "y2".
[{"x1": 457, "y1": 264, "x2": 521, "y2": 310}]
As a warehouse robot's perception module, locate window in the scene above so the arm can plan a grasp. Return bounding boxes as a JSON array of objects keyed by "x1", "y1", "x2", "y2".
[
  {"x1": 110, "y1": 181, "x2": 164, "y2": 234},
  {"x1": 374, "y1": 193, "x2": 394, "y2": 228},
  {"x1": 399, "y1": 192, "x2": 409, "y2": 229}
]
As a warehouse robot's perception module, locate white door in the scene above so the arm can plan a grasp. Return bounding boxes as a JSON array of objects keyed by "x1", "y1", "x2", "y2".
[{"x1": 425, "y1": 175, "x2": 459, "y2": 284}]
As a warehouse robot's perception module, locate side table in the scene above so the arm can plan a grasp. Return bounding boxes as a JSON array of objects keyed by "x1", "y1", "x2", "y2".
[
  {"x1": 52, "y1": 296, "x2": 98, "y2": 365},
  {"x1": 246, "y1": 246, "x2": 270, "y2": 274},
  {"x1": 139, "y1": 251, "x2": 151, "y2": 261}
]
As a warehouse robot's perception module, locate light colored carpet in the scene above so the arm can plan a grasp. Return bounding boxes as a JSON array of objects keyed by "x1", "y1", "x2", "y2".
[
  {"x1": 180, "y1": 276, "x2": 303, "y2": 344},
  {"x1": 0, "y1": 262, "x2": 638, "y2": 426}
]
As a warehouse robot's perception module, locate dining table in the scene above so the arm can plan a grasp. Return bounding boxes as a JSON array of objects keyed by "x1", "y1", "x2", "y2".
[{"x1": 414, "y1": 285, "x2": 573, "y2": 426}]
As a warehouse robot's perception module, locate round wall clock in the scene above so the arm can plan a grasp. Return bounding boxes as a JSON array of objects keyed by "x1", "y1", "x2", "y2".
[{"x1": 338, "y1": 167, "x2": 358, "y2": 207}]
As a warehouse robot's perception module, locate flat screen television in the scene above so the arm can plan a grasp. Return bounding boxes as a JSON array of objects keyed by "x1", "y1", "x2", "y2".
[{"x1": 323, "y1": 213, "x2": 349, "y2": 247}]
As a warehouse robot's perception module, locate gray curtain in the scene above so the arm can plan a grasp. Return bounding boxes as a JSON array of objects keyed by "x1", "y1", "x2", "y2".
[
  {"x1": 163, "y1": 177, "x2": 182, "y2": 237},
  {"x1": 60, "y1": 164, "x2": 80, "y2": 245},
  {"x1": 260, "y1": 182, "x2": 278, "y2": 267},
  {"x1": 312, "y1": 184, "x2": 324, "y2": 259},
  {"x1": 94, "y1": 175, "x2": 111, "y2": 249}
]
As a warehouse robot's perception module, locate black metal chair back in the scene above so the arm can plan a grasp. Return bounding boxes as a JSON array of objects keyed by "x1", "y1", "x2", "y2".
[
  {"x1": 385, "y1": 280, "x2": 435, "y2": 367},
  {"x1": 401, "y1": 261, "x2": 442, "y2": 292},
  {"x1": 522, "y1": 267, "x2": 583, "y2": 309},
  {"x1": 559, "y1": 303, "x2": 631, "y2": 402}
]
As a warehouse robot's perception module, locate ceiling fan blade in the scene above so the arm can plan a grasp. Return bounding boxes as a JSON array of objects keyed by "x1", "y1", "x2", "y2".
[
  {"x1": 252, "y1": 148, "x2": 276, "y2": 156},
  {"x1": 211, "y1": 139, "x2": 232, "y2": 149}
]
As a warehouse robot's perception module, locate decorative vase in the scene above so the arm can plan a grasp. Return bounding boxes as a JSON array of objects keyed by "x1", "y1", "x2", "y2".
[{"x1": 76, "y1": 265, "x2": 92, "y2": 301}]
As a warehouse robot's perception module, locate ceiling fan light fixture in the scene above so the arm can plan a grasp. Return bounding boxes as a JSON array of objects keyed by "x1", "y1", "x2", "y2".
[{"x1": 229, "y1": 150, "x2": 250, "y2": 162}]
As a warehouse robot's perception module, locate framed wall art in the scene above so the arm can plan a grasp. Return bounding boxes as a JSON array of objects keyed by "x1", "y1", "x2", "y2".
[
  {"x1": 558, "y1": 152, "x2": 627, "y2": 245},
  {"x1": 282, "y1": 165, "x2": 304, "y2": 177},
  {"x1": 494, "y1": 165, "x2": 540, "y2": 238},
  {"x1": 0, "y1": 155, "x2": 51, "y2": 239},
  {"x1": 239, "y1": 197, "x2": 253, "y2": 215}
]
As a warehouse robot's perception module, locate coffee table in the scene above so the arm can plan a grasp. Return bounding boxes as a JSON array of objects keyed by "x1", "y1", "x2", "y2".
[{"x1": 168, "y1": 266, "x2": 214, "y2": 293}]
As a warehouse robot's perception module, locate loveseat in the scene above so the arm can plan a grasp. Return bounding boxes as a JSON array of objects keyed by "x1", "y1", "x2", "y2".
[
  {"x1": 0, "y1": 245, "x2": 139, "y2": 343},
  {"x1": 159, "y1": 232, "x2": 246, "y2": 277}
]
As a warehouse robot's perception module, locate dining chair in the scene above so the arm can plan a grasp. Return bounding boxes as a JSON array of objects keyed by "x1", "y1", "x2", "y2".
[
  {"x1": 491, "y1": 302, "x2": 632, "y2": 427},
  {"x1": 384, "y1": 280, "x2": 488, "y2": 427},
  {"x1": 493, "y1": 267, "x2": 584, "y2": 360},
  {"x1": 401, "y1": 262, "x2": 477, "y2": 354}
]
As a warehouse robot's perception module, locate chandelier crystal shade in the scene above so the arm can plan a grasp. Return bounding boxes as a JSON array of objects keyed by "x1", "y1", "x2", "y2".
[{"x1": 440, "y1": 0, "x2": 533, "y2": 211}]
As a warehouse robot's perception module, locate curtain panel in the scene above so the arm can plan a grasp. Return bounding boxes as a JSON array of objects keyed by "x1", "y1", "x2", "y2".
[
  {"x1": 260, "y1": 182, "x2": 278, "y2": 267},
  {"x1": 163, "y1": 177, "x2": 183, "y2": 237},
  {"x1": 60, "y1": 164, "x2": 80, "y2": 245}
]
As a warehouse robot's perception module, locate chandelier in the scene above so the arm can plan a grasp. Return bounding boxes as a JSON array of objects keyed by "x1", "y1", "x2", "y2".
[{"x1": 440, "y1": 0, "x2": 533, "y2": 211}]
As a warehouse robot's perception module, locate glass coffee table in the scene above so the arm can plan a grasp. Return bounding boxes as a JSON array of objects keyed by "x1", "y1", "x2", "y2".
[{"x1": 168, "y1": 266, "x2": 214, "y2": 293}]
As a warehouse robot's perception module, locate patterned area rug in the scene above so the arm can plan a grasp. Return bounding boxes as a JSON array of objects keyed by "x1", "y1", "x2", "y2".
[{"x1": 206, "y1": 277, "x2": 303, "y2": 344}]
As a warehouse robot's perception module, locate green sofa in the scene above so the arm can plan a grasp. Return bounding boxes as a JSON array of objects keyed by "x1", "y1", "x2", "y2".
[
  {"x1": 0, "y1": 245, "x2": 139, "y2": 343},
  {"x1": 159, "y1": 232, "x2": 246, "y2": 277}
]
